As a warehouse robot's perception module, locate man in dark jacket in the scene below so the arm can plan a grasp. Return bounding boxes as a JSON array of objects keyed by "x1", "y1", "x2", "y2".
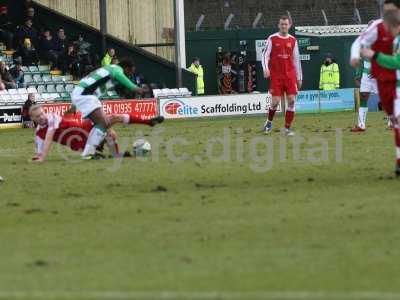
[
  {"x1": 0, "y1": 6, "x2": 14, "y2": 49},
  {"x1": 0, "y1": 60, "x2": 16, "y2": 89},
  {"x1": 16, "y1": 18, "x2": 38, "y2": 48}
]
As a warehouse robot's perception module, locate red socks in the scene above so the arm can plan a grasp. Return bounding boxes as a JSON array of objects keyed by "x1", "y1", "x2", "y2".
[
  {"x1": 267, "y1": 107, "x2": 295, "y2": 129},
  {"x1": 129, "y1": 114, "x2": 151, "y2": 125},
  {"x1": 285, "y1": 109, "x2": 295, "y2": 129},
  {"x1": 268, "y1": 108, "x2": 276, "y2": 121}
]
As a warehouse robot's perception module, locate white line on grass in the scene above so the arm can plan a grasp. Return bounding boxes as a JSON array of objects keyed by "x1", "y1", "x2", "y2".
[{"x1": 0, "y1": 291, "x2": 400, "y2": 300}]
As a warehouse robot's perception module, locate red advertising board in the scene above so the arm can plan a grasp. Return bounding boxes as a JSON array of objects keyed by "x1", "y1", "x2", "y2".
[{"x1": 42, "y1": 99, "x2": 158, "y2": 120}]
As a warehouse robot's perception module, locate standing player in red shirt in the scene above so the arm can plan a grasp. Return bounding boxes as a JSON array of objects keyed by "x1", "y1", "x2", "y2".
[
  {"x1": 261, "y1": 15, "x2": 302, "y2": 136},
  {"x1": 350, "y1": 0, "x2": 400, "y2": 175}
]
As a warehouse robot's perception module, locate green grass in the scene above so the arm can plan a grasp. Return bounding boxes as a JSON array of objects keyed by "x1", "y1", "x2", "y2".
[{"x1": 0, "y1": 111, "x2": 399, "y2": 300}]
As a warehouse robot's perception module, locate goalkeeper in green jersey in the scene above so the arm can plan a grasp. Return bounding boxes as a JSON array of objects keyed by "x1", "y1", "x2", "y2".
[{"x1": 71, "y1": 58, "x2": 164, "y2": 159}]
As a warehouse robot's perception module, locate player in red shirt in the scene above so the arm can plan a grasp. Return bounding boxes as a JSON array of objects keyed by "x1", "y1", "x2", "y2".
[
  {"x1": 350, "y1": 0, "x2": 400, "y2": 175},
  {"x1": 261, "y1": 15, "x2": 302, "y2": 136},
  {"x1": 29, "y1": 105, "x2": 163, "y2": 163}
]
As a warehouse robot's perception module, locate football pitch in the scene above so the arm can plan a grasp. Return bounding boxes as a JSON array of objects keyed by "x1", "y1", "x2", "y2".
[{"x1": 0, "y1": 111, "x2": 399, "y2": 300}]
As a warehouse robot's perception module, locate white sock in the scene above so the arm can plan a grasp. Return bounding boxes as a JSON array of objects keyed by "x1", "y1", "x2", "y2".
[
  {"x1": 81, "y1": 126, "x2": 107, "y2": 157},
  {"x1": 106, "y1": 135, "x2": 119, "y2": 157},
  {"x1": 358, "y1": 107, "x2": 368, "y2": 129},
  {"x1": 388, "y1": 115, "x2": 394, "y2": 128},
  {"x1": 397, "y1": 147, "x2": 400, "y2": 160}
]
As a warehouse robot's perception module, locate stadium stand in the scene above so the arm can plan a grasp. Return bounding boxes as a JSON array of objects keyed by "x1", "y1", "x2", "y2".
[
  {"x1": 0, "y1": 45, "x2": 82, "y2": 106},
  {"x1": 185, "y1": 0, "x2": 380, "y2": 30}
]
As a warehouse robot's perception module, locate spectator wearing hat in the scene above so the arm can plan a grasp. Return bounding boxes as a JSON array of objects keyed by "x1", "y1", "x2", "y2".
[
  {"x1": 188, "y1": 57, "x2": 205, "y2": 95},
  {"x1": 319, "y1": 53, "x2": 340, "y2": 90}
]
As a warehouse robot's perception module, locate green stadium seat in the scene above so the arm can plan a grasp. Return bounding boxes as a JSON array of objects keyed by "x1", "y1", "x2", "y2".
[
  {"x1": 56, "y1": 84, "x2": 65, "y2": 93},
  {"x1": 24, "y1": 74, "x2": 33, "y2": 84},
  {"x1": 33, "y1": 74, "x2": 43, "y2": 83},
  {"x1": 38, "y1": 65, "x2": 50, "y2": 72},
  {"x1": 52, "y1": 76, "x2": 63, "y2": 83},
  {"x1": 60, "y1": 92, "x2": 70, "y2": 99},
  {"x1": 29, "y1": 66, "x2": 39, "y2": 73},
  {"x1": 46, "y1": 84, "x2": 56, "y2": 93},
  {"x1": 42, "y1": 75, "x2": 52, "y2": 83},
  {"x1": 37, "y1": 85, "x2": 46, "y2": 94},
  {"x1": 107, "y1": 91, "x2": 119, "y2": 98},
  {"x1": 8, "y1": 89, "x2": 18, "y2": 95},
  {"x1": 27, "y1": 87, "x2": 37, "y2": 94},
  {"x1": 62, "y1": 75, "x2": 73, "y2": 82},
  {"x1": 65, "y1": 84, "x2": 75, "y2": 92}
]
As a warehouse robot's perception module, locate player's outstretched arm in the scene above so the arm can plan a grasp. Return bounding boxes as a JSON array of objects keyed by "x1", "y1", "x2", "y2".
[
  {"x1": 33, "y1": 129, "x2": 56, "y2": 163},
  {"x1": 114, "y1": 68, "x2": 145, "y2": 94},
  {"x1": 375, "y1": 52, "x2": 400, "y2": 70}
]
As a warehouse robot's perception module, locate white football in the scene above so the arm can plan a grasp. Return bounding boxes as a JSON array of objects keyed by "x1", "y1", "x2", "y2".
[
  {"x1": 0, "y1": 176, "x2": 4, "y2": 183},
  {"x1": 132, "y1": 139, "x2": 151, "y2": 156}
]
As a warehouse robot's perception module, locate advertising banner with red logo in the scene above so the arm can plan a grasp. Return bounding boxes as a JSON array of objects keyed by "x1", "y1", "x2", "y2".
[
  {"x1": 42, "y1": 99, "x2": 158, "y2": 120},
  {"x1": 159, "y1": 93, "x2": 279, "y2": 119}
]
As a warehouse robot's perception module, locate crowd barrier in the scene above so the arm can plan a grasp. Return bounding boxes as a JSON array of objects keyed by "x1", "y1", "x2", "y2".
[
  {"x1": 0, "y1": 99, "x2": 158, "y2": 129},
  {"x1": 0, "y1": 89, "x2": 356, "y2": 129},
  {"x1": 159, "y1": 88, "x2": 355, "y2": 119}
]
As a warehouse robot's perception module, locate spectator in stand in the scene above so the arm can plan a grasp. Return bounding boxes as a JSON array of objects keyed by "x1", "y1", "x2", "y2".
[
  {"x1": 111, "y1": 56, "x2": 119, "y2": 65},
  {"x1": 116, "y1": 63, "x2": 151, "y2": 98},
  {"x1": 40, "y1": 29, "x2": 61, "y2": 69},
  {"x1": 74, "y1": 34, "x2": 95, "y2": 75},
  {"x1": 14, "y1": 0, "x2": 35, "y2": 25},
  {"x1": 62, "y1": 44, "x2": 81, "y2": 79},
  {"x1": 131, "y1": 65, "x2": 146, "y2": 87},
  {"x1": 75, "y1": 34, "x2": 91, "y2": 56},
  {"x1": 10, "y1": 61, "x2": 24, "y2": 88},
  {"x1": 22, "y1": 93, "x2": 36, "y2": 128},
  {"x1": 25, "y1": 7, "x2": 40, "y2": 27},
  {"x1": 16, "y1": 18, "x2": 38, "y2": 48},
  {"x1": 15, "y1": 38, "x2": 38, "y2": 66},
  {"x1": 101, "y1": 48, "x2": 115, "y2": 66},
  {"x1": 0, "y1": 78, "x2": 5, "y2": 91},
  {"x1": 0, "y1": 6, "x2": 14, "y2": 50},
  {"x1": 55, "y1": 27, "x2": 68, "y2": 53},
  {"x1": 0, "y1": 60, "x2": 16, "y2": 89}
]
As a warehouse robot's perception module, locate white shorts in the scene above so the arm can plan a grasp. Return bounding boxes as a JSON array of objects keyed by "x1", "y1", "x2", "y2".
[
  {"x1": 71, "y1": 86, "x2": 102, "y2": 118},
  {"x1": 360, "y1": 73, "x2": 378, "y2": 94}
]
